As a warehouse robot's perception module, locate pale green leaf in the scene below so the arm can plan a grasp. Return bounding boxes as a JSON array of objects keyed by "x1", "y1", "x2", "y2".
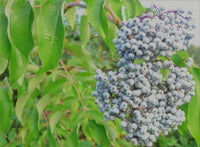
[
  {"x1": 65, "y1": 6, "x2": 77, "y2": 29},
  {"x1": 0, "y1": 56, "x2": 8, "y2": 74},
  {"x1": 80, "y1": 15, "x2": 90, "y2": 46}
]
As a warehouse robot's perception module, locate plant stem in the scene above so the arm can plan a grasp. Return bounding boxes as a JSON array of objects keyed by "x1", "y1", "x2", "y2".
[{"x1": 60, "y1": 60, "x2": 88, "y2": 113}]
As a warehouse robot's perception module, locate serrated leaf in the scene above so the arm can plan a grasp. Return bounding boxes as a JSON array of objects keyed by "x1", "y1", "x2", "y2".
[
  {"x1": 80, "y1": 15, "x2": 90, "y2": 46},
  {"x1": 188, "y1": 67, "x2": 200, "y2": 146},
  {"x1": 65, "y1": 6, "x2": 77, "y2": 29},
  {"x1": 37, "y1": 0, "x2": 64, "y2": 71},
  {"x1": 15, "y1": 73, "x2": 46, "y2": 122},
  {"x1": 0, "y1": 56, "x2": 8, "y2": 74},
  {"x1": 110, "y1": 0, "x2": 123, "y2": 20},
  {"x1": 10, "y1": 0, "x2": 34, "y2": 56},
  {"x1": 0, "y1": 3, "x2": 11, "y2": 59},
  {"x1": 124, "y1": 0, "x2": 146, "y2": 19},
  {"x1": 50, "y1": 110, "x2": 65, "y2": 134},
  {"x1": 88, "y1": 0, "x2": 108, "y2": 38},
  {"x1": 0, "y1": 88, "x2": 13, "y2": 135}
]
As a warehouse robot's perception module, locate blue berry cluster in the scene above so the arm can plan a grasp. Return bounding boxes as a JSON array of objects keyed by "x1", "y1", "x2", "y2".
[{"x1": 92, "y1": 6, "x2": 195, "y2": 146}]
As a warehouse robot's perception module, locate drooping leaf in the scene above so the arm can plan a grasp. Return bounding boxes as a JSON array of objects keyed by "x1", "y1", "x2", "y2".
[
  {"x1": 124, "y1": 0, "x2": 146, "y2": 19},
  {"x1": 0, "y1": 88, "x2": 13, "y2": 135},
  {"x1": 10, "y1": 0, "x2": 34, "y2": 56},
  {"x1": 80, "y1": 15, "x2": 90, "y2": 46},
  {"x1": 49, "y1": 110, "x2": 65, "y2": 134},
  {"x1": 15, "y1": 73, "x2": 46, "y2": 122},
  {"x1": 37, "y1": 0, "x2": 64, "y2": 70},
  {"x1": 0, "y1": 3, "x2": 11, "y2": 59},
  {"x1": 88, "y1": 0, "x2": 108, "y2": 38},
  {"x1": 188, "y1": 67, "x2": 200, "y2": 146}
]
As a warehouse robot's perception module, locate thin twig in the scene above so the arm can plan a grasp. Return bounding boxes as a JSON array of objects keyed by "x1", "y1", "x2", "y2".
[
  {"x1": 55, "y1": 133, "x2": 63, "y2": 147},
  {"x1": 105, "y1": 13, "x2": 115, "y2": 24},
  {"x1": 60, "y1": 60, "x2": 87, "y2": 113},
  {"x1": 5, "y1": 135, "x2": 18, "y2": 147}
]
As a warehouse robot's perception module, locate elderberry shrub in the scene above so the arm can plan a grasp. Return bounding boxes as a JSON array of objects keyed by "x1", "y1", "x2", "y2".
[{"x1": 93, "y1": 6, "x2": 195, "y2": 146}]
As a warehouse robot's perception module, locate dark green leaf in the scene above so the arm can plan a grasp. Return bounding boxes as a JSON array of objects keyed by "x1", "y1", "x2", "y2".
[
  {"x1": 0, "y1": 3, "x2": 11, "y2": 59},
  {"x1": 10, "y1": 0, "x2": 34, "y2": 56},
  {"x1": 80, "y1": 15, "x2": 90, "y2": 46},
  {"x1": 37, "y1": 0, "x2": 64, "y2": 70},
  {"x1": 188, "y1": 67, "x2": 200, "y2": 146},
  {"x1": 0, "y1": 88, "x2": 13, "y2": 135},
  {"x1": 67, "y1": 126, "x2": 79, "y2": 147}
]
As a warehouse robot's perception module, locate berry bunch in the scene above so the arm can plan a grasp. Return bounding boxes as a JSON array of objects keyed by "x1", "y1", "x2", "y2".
[{"x1": 92, "y1": 6, "x2": 195, "y2": 146}]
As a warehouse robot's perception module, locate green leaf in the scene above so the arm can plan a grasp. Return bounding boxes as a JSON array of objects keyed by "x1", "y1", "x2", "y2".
[
  {"x1": 67, "y1": 126, "x2": 79, "y2": 147},
  {"x1": 9, "y1": 47, "x2": 28, "y2": 82},
  {"x1": 110, "y1": 0, "x2": 123, "y2": 20},
  {"x1": 50, "y1": 110, "x2": 65, "y2": 134},
  {"x1": 47, "y1": 126, "x2": 57, "y2": 146},
  {"x1": 0, "y1": 88, "x2": 13, "y2": 135},
  {"x1": 28, "y1": 107, "x2": 39, "y2": 136},
  {"x1": 80, "y1": 15, "x2": 90, "y2": 46},
  {"x1": 188, "y1": 67, "x2": 200, "y2": 146},
  {"x1": 0, "y1": 3, "x2": 11, "y2": 59},
  {"x1": 65, "y1": 6, "x2": 77, "y2": 29},
  {"x1": 0, "y1": 56, "x2": 8, "y2": 74},
  {"x1": 170, "y1": 51, "x2": 189, "y2": 67},
  {"x1": 37, "y1": 93, "x2": 54, "y2": 118},
  {"x1": 178, "y1": 103, "x2": 189, "y2": 137},
  {"x1": 10, "y1": 0, "x2": 34, "y2": 56},
  {"x1": 15, "y1": 73, "x2": 46, "y2": 122},
  {"x1": 88, "y1": 0, "x2": 108, "y2": 38},
  {"x1": 37, "y1": 0, "x2": 64, "y2": 71},
  {"x1": 0, "y1": 132, "x2": 7, "y2": 146},
  {"x1": 82, "y1": 119, "x2": 111, "y2": 146},
  {"x1": 104, "y1": 21, "x2": 118, "y2": 59},
  {"x1": 124, "y1": 0, "x2": 146, "y2": 19}
]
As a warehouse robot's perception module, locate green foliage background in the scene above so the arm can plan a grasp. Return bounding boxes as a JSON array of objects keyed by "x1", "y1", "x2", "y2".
[{"x1": 0, "y1": 0, "x2": 199, "y2": 146}]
